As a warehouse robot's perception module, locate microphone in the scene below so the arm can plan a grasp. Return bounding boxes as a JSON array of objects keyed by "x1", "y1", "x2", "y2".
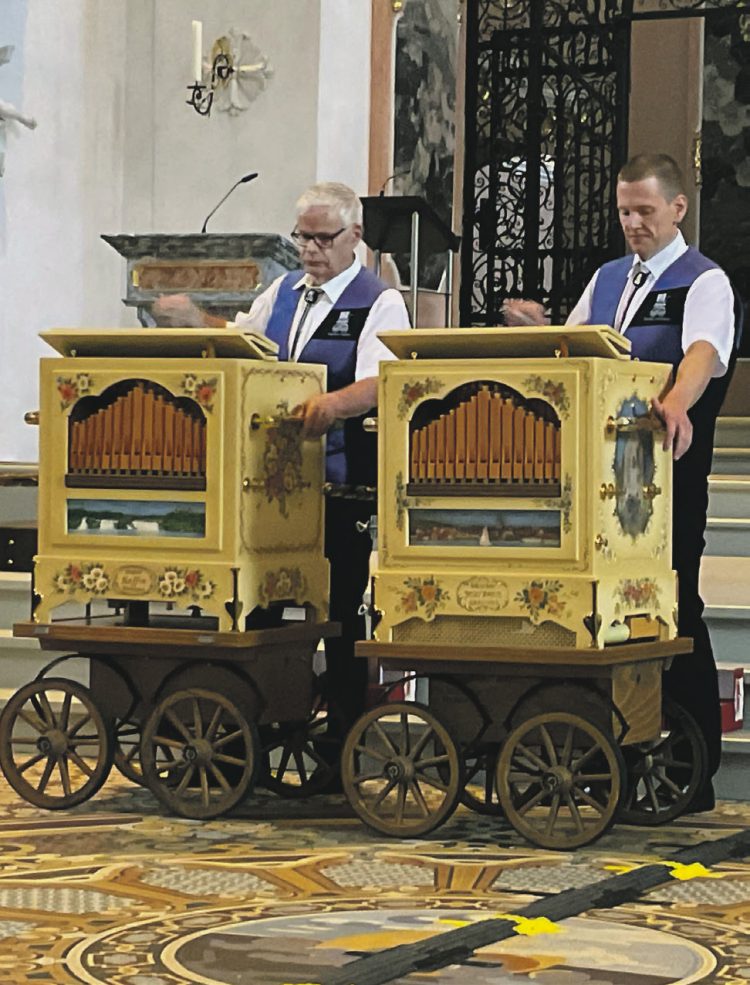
[
  {"x1": 200, "y1": 172, "x2": 258, "y2": 233},
  {"x1": 379, "y1": 169, "x2": 410, "y2": 196}
]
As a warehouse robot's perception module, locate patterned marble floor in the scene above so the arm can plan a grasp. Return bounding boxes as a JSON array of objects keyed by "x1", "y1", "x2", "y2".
[{"x1": 1, "y1": 775, "x2": 750, "y2": 984}]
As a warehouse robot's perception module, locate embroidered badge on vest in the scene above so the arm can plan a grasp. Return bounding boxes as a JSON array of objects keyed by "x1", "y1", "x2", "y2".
[
  {"x1": 649, "y1": 293, "x2": 669, "y2": 319},
  {"x1": 329, "y1": 312, "x2": 351, "y2": 337}
]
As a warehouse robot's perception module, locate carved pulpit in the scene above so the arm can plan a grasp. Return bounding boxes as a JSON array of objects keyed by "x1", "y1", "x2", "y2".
[{"x1": 102, "y1": 233, "x2": 299, "y2": 325}]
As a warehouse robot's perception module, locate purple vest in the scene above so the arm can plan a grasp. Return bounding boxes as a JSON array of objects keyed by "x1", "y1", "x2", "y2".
[{"x1": 265, "y1": 267, "x2": 389, "y2": 484}]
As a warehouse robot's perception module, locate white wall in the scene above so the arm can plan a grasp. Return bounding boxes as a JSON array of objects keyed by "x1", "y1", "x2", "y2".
[
  {"x1": 316, "y1": 0, "x2": 371, "y2": 196},
  {"x1": 0, "y1": 0, "x2": 372, "y2": 463},
  {"x1": 0, "y1": 1, "x2": 129, "y2": 463}
]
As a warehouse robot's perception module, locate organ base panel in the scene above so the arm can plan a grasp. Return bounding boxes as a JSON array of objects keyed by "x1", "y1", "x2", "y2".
[
  {"x1": 373, "y1": 325, "x2": 675, "y2": 650},
  {"x1": 33, "y1": 329, "x2": 329, "y2": 631}
]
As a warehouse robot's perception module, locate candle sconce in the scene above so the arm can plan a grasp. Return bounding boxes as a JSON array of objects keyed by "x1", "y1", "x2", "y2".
[{"x1": 187, "y1": 30, "x2": 272, "y2": 118}]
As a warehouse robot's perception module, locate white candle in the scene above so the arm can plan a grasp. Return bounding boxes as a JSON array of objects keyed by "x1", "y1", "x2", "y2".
[{"x1": 192, "y1": 20, "x2": 203, "y2": 82}]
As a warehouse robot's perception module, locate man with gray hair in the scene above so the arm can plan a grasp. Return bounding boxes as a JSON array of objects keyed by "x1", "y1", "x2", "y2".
[{"x1": 153, "y1": 181, "x2": 410, "y2": 740}]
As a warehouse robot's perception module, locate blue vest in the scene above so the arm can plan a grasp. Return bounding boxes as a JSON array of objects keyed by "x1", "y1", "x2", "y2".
[
  {"x1": 589, "y1": 246, "x2": 731, "y2": 481},
  {"x1": 265, "y1": 267, "x2": 388, "y2": 484},
  {"x1": 590, "y1": 247, "x2": 719, "y2": 368}
]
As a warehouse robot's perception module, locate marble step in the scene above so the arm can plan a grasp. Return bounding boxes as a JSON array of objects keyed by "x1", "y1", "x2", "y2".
[
  {"x1": 714, "y1": 416, "x2": 750, "y2": 449},
  {"x1": 717, "y1": 727, "x2": 750, "y2": 801},
  {"x1": 0, "y1": 571, "x2": 33, "y2": 628},
  {"x1": 711, "y1": 448, "x2": 750, "y2": 475},
  {"x1": 704, "y1": 518, "x2": 750, "y2": 557},
  {"x1": 708, "y1": 476, "x2": 750, "y2": 519},
  {"x1": 0, "y1": 630, "x2": 80, "y2": 694}
]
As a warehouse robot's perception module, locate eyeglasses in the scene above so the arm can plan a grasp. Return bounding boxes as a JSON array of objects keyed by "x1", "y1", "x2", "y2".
[{"x1": 290, "y1": 227, "x2": 347, "y2": 250}]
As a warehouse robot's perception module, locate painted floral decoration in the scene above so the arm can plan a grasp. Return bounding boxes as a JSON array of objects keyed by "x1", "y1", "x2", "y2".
[
  {"x1": 158, "y1": 568, "x2": 215, "y2": 601},
  {"x1": 397, "y1": 576, "x2": 449, "y2": 619},
  {"x1": 616, "y1": 578, "x2": 661, "y2": 610},
  {"x1": 522, "y1": 376, "x2": 570, "y2": 417},
  {"x1": 56, "y1": 373, "x2": 93, "y2": 410},
  {"x1": 397, "y1": 378, "x2": 444, "y2": 419},
  {"x1": 560, "y1": 474, "x2": 573, "y2": 533},
  {"x1": 182, "y1": 374, "x2": 218, "y2": 412},
  {"x1": 261, "y1": 410, "x2": 308, "y2": 517},
  {"x1": 260, "y1": 566, "x2": 306, "y2": 605},
  {"x1": 515, "y1": 579, "x2": 567, "y2": 621},
  {"x1": 54, "y1": 562, "x2": 109, "y2": 595}
]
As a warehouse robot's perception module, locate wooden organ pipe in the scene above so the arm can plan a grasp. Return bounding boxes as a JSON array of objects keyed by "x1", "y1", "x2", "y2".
[
  {"x1": 409, "y1": 386, "x2": 561, "y2": 492},
  {"x1": 68, "y1": 384, "x2": 206, "y2": 480}
]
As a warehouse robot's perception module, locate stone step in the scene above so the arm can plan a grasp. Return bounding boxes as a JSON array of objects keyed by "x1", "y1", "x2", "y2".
[
  {"x1": 708, "y1": 607, "x2": 750, "y2": 665},
  {"x1": 717, "y1": 727, "x2": 750, "y2": 801},
  {"x1": 0, "y1": 571, "x2": 33, "y2": 629},
  {"x1": 714, "y1": 416, "x2": 750, "y2": 449},
  {"x1": 0, "y1": 630, "x2": 80, "y2": 693},
  {"x1": 711, "y1": 448, "x2": 750, "y2": 475},
  {"x1": 0, "y1": 483, "x2": 38, "y2": 524},
  {"x1": 708, "y1": 476, "x2": 750, "y2": 519},
  {"x1": 705, "y1": 518, "x2": 750, "y2": 557}
]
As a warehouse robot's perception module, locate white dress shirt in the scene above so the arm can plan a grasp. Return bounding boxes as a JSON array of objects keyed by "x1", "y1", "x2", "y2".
[
  {"x1": 233, "y1": 258, "x2": 410, "y2": 380},
  {"x1": 566, "y1": 231, "x2": 734, "y2": 375}
]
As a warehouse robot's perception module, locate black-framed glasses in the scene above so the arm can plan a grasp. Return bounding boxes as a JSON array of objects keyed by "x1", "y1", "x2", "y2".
[{"x1": 290, "y1": 227, "x2": 346, "y2": 250}]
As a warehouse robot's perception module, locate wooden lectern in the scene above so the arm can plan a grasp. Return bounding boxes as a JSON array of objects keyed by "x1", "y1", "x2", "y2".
[{"x1": 102, "y1": 233, "x2": 299, "y2": 326}]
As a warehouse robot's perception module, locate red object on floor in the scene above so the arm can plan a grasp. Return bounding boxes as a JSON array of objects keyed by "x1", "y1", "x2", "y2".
[{"x1": 721, "y1": 699, "x2": 743, "y2": 733}]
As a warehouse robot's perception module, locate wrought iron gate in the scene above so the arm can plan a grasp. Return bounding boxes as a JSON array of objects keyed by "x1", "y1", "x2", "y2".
[{"x1": 460, "y1": 0, "x2": 747, "y2": 328}]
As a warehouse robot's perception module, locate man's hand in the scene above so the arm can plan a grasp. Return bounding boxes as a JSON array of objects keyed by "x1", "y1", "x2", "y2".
[
  {"x1": 151, "y1": 294, "x2": 207, "y2": 328},
  {"x1": 502, "y1": 299, "x2": 548, "y2": 326},
  {"x1": 652, "y1": 393, "x2": 693, "y2": 460},
  {"x1": 293, "y1": 393, "x2": 339, "y2": 438},
  {"x1": 651, "y1": 341, "x2": 720, "y2": 460}
]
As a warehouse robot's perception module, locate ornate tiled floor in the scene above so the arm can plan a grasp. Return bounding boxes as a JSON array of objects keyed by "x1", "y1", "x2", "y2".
[{"x1": 2, "y1": 776, "x2": 750, "y2": 983}]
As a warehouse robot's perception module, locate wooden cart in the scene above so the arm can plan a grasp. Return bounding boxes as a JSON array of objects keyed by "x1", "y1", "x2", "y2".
[
  {"x1": 3, "y1": 616, "x2": 340, "y2": 819},
  {"x1": 339, "y1": 631, "x2": 703, "y2": 851}
]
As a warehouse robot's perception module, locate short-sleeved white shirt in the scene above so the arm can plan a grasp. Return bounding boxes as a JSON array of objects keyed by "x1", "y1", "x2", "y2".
[
  {"x1": 232, "y1": 258, "x2": 410, "y2": 380},
  {"x1": 566, "y1": 232, "x2": 734, "y2": 376}
]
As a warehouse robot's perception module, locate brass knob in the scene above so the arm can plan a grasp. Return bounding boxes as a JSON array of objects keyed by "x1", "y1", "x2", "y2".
[
  {"x1": 362, "y1": 417, "x2": 378, "y2": 433},
  {"x1": 594, "y1": 534, "x2": 608, "y2": 551},
  {"x1": 643, "y1": 483, "x2": 662, "y2": 500},
  {"x1": 599, "y1": 482, "x2": 616, "y2": 500},
  {"x1": 242, "y1": 477, "x2": 251, "y2": 491},
  {"x1": 24, "y1": 411, "x2": 40, "y2": 426}
]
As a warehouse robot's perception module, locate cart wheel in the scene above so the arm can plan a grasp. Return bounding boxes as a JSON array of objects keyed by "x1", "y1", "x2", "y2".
[
  {"x1": 258, "y1": 698, "x2": 340, "y2": 799},
  {"x1": 140, "y1": 688, "x2": 259, "y2": 819},
  {"x1": 341, "y1": 702, "x2": 463, "y2": 837},
  {"x1": 461, "y1": 743, "x2": 504, "y2": 816},
  {"x1": 496, "y1": 711, "x2": 623, "y2": 850},
  {"x1": 618, "y1": 698, "x2": 709, "y2": 826},
  {"x1": 113, "y1": 719, "x2": 146, "y2": 785},
  {"x1": 0, "y1": 678, "x2": 113, "y2": 809}
]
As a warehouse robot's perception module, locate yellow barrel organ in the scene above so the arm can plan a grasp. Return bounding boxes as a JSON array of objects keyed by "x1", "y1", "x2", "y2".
[
  {"x1": 373, "y1": 325, "x2": 676, "y2": 650},
  {"x1": 33, "y1": 328, "x2": 329, "y2": 631}
]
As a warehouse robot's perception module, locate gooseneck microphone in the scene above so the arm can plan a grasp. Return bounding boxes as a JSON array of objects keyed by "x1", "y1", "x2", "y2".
[
  {"x1": 379, "y1": 169, "x2": 410, "y2": 196},
  {"x1": 200, "y1": 172, "x2": 259, "y2": 233}
]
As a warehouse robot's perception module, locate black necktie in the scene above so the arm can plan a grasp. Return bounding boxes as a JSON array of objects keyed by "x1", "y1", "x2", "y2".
[
  {"x1": 288, "y1": 287, "x2": 323, "y2": 360},
  {"x1": 615, "y1": 263, "x2": 649, "y2": 332}
]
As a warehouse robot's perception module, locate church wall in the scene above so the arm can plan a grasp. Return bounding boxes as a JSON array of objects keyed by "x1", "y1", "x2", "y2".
[
  {"x1": 0, "y1": 0, "x2": 129, "y2": 463},
  {"x1": 1, "y1": 0, "x2": 374, "y2": 463}
]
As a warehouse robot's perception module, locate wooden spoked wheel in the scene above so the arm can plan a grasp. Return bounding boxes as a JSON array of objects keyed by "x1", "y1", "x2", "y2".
[
  {"x1": 461, "y1": 743, "x2": 503, "y2": 816},
  {"x1": 140, "y1": 688, "x2": 259, "y2": 819},
  {"x1": 496, "y1": 711, "x2": 623, "y2": 850},
  {"x1": 341, "y1": 702, "x2": 463, "y2": 837},
  {"x1": 619, "y1": 698, "x2": 709, "y2": 826},
  {"x1": 113, "y1": 719, "x2": 145, "y2": 785},
  {"x1": 259, "y1": 713, "x2": 340, "y2": 799},
  {"x1": 0, "y1": 678, "x2": 112, "y2": 809}
]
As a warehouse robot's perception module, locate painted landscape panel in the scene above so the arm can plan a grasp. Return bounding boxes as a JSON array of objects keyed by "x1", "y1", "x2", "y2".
[
  {"x1": 409, "y1": 508, "x2": 560, "y2": 548},
  {"x1": 67, "y1": 499, "x2": 205, "y2": 538}
]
